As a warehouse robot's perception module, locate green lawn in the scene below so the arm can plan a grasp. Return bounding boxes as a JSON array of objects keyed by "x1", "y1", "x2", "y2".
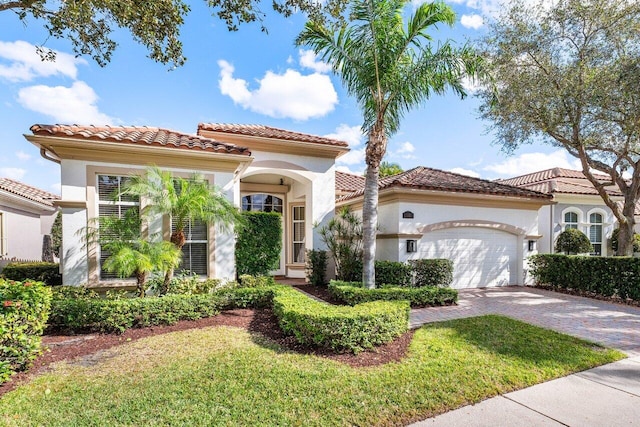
[{"x1": 0, "y1": 315, "x2": 624, "y2": 426}]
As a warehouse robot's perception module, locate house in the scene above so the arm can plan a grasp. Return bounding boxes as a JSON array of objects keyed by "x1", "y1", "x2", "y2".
[
  {"x1": 0, "y1": 178, "x2": 59, "y2": 261},
  {"x1": 336, "y1": 167, "x2": 552, "y2": 288},
  {"x1": 499, "y1": 168, "x2": 625, "y2": 256},
  {"x1": 26, "y1": 124, "x2": 348, "y2": 286}
]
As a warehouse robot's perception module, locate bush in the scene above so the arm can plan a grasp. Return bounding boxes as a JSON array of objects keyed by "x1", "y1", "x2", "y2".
[
  {"x1": 272, "y1": 286, "x2": 409, "y2": 353},
  {"x1": 409, "y1": 259, "x2": 454, "y2": 287},
  {"x1": 306, "y1": 249, "x2": 328, "y2": 286},
  {"x1": 216, "y1": 287, "x2": 276, "y2": 310},
  {"x1": 147, "y1": 272, "x2": 226, "y2": 295},
  {"x1": 555, "y1": 229, "x2": 593, "y2": 254},
  {"x1": 375, "y1": 261, "x2": 412, "y2": 287},
  {"x1": 235, "y1": 212, "x2": 282, "y2": 277},
  {"x1": 328, "y1": 280, "x2": 458, "y2": 307},
  {"x1": 238, "y1": 274, "x2": 276, "y2": 288},
  {"x1": 2, "y1": 262, "x2": 62, "y2": 286},
  {"x1": 318, "y1": 207, "x2": 363, "y2": 281},
  {"x1": 529, "y1": 254, "x2": 640, "y2": 301},
  {"x1": 0, "y1": 279, "x2": 52, "y2": 384},
  {"x1": 48, "y1": 293, "x2": 224, "y2": 333}
]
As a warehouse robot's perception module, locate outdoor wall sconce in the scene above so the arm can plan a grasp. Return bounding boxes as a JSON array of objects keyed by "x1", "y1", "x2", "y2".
[
  {"x1": 406, "y1": 239, "x2": 417, "y2": 253},
  {"x1": 402, "y1": 211, "x2": 414, "y2": 219},
  {"x1": 528, "y1": 240, "x2": 536, "y2": 251}
]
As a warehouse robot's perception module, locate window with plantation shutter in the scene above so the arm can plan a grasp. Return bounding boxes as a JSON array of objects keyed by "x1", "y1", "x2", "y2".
[
  {"x1": 589, "y1": 213, "x2": 603, "y2": 256},
  {"x1": 97, "y1": 175, "x2": 139, "y2": 279},
  {"x1": 564, "y1": 211, "x2": 578, "y2": 230},
  {"x1": 173, "y1": 217, "x2": 208, "y2": 275},
  {"x1": 292, "y1": 206, "x2": 305, "y2": 264}
]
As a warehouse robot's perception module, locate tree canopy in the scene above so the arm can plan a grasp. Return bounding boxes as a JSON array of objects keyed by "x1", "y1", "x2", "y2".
[
  {"x1": 379, "y1": 161, "x2": 403, "y2": 177},
  {"x1": 297, "y1": 0, "x2": 482, "y2": 287},
  {"x1": 478, "y1": 0, "x2": 640, "y2": 255},
  {"x1": 1, "y1": 0, "x2": 349, "y2": 67}
]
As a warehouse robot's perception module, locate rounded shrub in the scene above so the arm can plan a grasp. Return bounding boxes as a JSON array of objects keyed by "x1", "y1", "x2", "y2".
[{"x1": 554, "y1": 229, "x2": 593, "y2": 254}]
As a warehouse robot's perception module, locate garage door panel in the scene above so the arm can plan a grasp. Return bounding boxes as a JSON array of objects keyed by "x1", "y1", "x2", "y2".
[{"x1": 418, "y1": 228, "x2": 517, "y2": 289}]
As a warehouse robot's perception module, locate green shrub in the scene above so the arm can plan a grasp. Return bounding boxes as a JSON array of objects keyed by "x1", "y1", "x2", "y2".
[
  {"x1": 272, "y1": 286, "x2": 409, "y2": 353},
  {"x1": 328, "y1": 280, "x2": 458, "y2": 307},
  {"x1": 529, "y1": 254, "x2": 640, "y2": 301},
  {"x1": 306, "y1": 249, "x2": 328, "y2": 286},
  {"x1": 409, "y1": 259, "x2": 454, "y2": 287},
  {"x1": 51, "y1": 285, "x2": 99, "y2": 301},
  {"x1": 318, "y1": 207, "x2": 363, "y2": 281},
  {"x1": 0, "y1": 279, "x2": 52, "y2": 384},
  {"x1": 48, "y1": 293, "x2": 224, "y2": 333},
  {"x1": 554, "y1": 229, "x2": 593, "y2": 254},
  {"x1": 235, "y1": 212, "x2": 282, "y2": 276},
  {"x1": 375, "y1": 260, "x2": 412, "y2": 287},
  {"x1": 148, "y1": 272, "x2": 226, "y2": 295},
  {"x1": 216, "y1": 287, "x2": 277, "y2": 310},
  {"x1": 238, "y1": 274, "x2": 277, "y2": 288},
  {"x1": 2, "y1": 262, "x2": 62, "y2": 286}
]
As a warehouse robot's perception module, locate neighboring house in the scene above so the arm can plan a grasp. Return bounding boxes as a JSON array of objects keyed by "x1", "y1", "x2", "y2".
[
  {"x1": 26, "y1": 124, "x2": 348, "y2": 286},
  {"x1": 0, "y1": 178, "x2": 59, "y2": 261},
  {"x1": 499, "y1": 168, "x2": 624, "y2": 256},
  {"x1": 336, "y1": 168, "x2": 552, "y2": 288}
]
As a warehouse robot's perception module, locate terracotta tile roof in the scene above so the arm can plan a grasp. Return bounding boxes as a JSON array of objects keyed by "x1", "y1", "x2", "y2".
[
  {"x1": 0, "y1": 178, "x2": 59, "y2": 207},
  {"x1": 198, "y1": 123, "x2": 349, "y2": 148},
  {"x1": 30, "y1": 124, "x2": 251, "y2": 156},
  {"x1": 498, "y1": 167, "x2": 623, "y2": 197},
  {"x1": 338, "y1": 166, "x2": 551, "y2": 202},
  {"x1": 336, "y1": 171, "x2": 366, "y2": 193}
]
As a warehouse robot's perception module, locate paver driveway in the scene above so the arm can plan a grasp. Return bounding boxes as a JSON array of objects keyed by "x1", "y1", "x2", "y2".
[{"x1": 410, "y1": 286, "x2": 640, "y2": 356}]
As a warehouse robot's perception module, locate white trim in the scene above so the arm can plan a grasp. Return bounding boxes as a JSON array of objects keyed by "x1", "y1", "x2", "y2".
[
  {"x1": 0, "y1": 212, "x2": 5, "y2": 256},
  {"x1": 560, "y1": 207, "x2": 582, "y2": 230}
]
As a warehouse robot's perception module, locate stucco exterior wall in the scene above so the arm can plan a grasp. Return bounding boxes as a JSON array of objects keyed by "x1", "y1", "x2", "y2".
[{"x1": 0, "y1": 204, "x2": 45, "y2": 260}]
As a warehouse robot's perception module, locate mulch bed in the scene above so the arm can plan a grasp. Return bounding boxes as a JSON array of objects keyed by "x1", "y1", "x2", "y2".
[
  {"x1": 292, "y1": 284, "x2": 343, "y2": 304},
  {"x1": 0, "y1": 308, "x2": 414, "y2": 398}
]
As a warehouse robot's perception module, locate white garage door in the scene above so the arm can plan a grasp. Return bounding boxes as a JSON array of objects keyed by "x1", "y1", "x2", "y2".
[{"x1": 418, "y1": 227, "x2": 517, "y2": 289}]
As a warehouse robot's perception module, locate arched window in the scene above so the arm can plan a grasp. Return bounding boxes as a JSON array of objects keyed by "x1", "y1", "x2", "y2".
[
  {"x1": 589, "y1": 212, "x2": 603, "y2": 256},
  {"x1": 564, "y1": 211, "x2": 579, "y2": 230}
]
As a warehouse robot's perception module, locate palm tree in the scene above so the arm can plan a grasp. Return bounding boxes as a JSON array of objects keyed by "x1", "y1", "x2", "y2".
[
  {"x1": 379, "y1": 161, "x2": 403, "y2": 177},
  {"x1": 297, "y1": 0, "x2": 483, "y2": 288},
  {"x1": 118, "y1": 166, "x2": 242, "y2": 288}
]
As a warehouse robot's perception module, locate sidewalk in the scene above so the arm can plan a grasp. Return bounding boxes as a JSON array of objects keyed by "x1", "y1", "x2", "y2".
[{"x1": 411, "y1": 356, "x2": 640, "y2": 426}]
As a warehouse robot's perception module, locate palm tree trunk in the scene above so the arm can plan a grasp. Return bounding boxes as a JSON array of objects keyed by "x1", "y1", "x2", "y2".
[
  {"x1": 136, "y1": 271, "x2": 147, "y2": 298},
  {"x1": 362, "y1": 124, "x2": 386, "y2": 289},
  {"x1": 162, "y1": 230, "x2": 185, "y2": 294}
]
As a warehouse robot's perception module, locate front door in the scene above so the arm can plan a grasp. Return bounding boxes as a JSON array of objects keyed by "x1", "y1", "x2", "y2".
[{"x1": 241, "y1": 193, "x2": 285, "y2": 275}]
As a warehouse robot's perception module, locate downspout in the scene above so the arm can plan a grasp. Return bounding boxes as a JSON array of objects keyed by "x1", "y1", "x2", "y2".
[
  {"x1": 550, "y1": 203, "x2": 554, "y2": 253},
  {"x1": 40, "y1": 148, "x2": 61, "y2": 164}
]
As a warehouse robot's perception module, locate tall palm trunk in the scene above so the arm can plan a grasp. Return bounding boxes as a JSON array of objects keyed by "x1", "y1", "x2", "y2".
[
  {"x1": 362, "y1": 124, "x2": 386, "y2": 289},
  {"x1": 136, "y1": 271, "x2": 147, "y2": 298},
  {"x1": 161, "y1": 229, "x2": 185, "y2": 294}
]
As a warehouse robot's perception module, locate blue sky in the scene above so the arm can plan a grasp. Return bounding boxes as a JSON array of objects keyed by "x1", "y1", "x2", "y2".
[{"x1": 0, "y1": 0, "x2": 581, "y2": 194}]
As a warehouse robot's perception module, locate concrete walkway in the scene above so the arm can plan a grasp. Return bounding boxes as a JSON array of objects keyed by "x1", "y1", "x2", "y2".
[{"x1": 409, "y1": 287, "x2": 640, "y2": 426}]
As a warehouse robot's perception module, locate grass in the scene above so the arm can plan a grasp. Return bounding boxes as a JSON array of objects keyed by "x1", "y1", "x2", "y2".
[{"x1": 0, "y1": 315, "x2": 624, "y2": 426}]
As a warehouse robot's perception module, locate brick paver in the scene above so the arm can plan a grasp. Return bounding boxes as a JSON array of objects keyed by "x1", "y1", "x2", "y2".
[{"x1": 410, "y1": 286, "x2": 640, "y2": 356}]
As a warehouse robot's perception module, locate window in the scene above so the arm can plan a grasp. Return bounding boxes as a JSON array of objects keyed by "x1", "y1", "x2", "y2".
[
  {"x1": 564, "y1": 211, "x2": 579, "y2": 230},
  {"x1": 242, "y1": 194, "x2": 283, "y2": 213},
  {"x1": 173, "y1": 217, "x2": 208, "y2": 275},
  {"x1": 292, "y1": 206, "x2": 305, "y2": 263},
  {"x1": 97, "y1": 175, "x2": 139, "y2": 279},
  {"x1": 589, "y1": 213, "x2": 603, "y2": 256}
]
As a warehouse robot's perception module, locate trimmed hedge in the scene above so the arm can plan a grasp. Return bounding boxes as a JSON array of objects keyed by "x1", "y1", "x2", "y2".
[
  {"x1": 272, "y1": 286, "x2": 409, "y2": 353},
  {"x1": 235, "y1": 211, "x2": 282, "y2": 277},
  {"x1": 0, "y1": 279, "x2": 52, "y2": 384},
  {"x1": 328, "y1": 280, "x2": 458, "y2": 307},
  {"x1": 2, "y1": 262, "x2": 62, "y2": 286},
  {"x1": 306, "y1": 249, "x2": 328, "y2": 286},
  {"x1": 529, "y1": 254, "x2": 640, "y2": 301},
  {"x1": 408, "y1": 259, "x2": 454, "y2": 287},
  {"x1": 375, "y1": 261, "x2": 412, "y2": 287}
]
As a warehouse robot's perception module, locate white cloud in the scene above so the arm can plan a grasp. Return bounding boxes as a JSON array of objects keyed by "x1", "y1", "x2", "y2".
[
  {"x1": 0, "y1": 167, "x2": 26, "y2": 180},
  {"x1": 298, "y1": 49, "x2": 332, "y2": 73},
  {"x1": 398, "y1": 141, "x2": 415, "y2": 154},
  {"x1": 449, "y1": 167, "x2": 481, "y2": 178},
  {"x1": 217, "y1": 60, "x2": 338, "y2": 121},
  {"x1": 336, "y1": 165, "x2": 364, "y2": 176},
  {"x1": 0, "y1": 40, "x2": 86, "y2": 82},
  {"x1": 15, "y1": 151, "x2": 31, "y2": 161},
  {"x1": 388, "y1": 141, "x2": 417, "y2": 160},
  {"x1": 17, "y1": 81, "x2": 115, "y2": 124},
  {"x1": 484, "y1": 150, "x2": 582, "y2": 177},
  {"x1": 461, "y1": 14, "x2": 484, "y2": 29},
  {"x1": 326, "y1": 124, "x2": 366, "y2": 166}
]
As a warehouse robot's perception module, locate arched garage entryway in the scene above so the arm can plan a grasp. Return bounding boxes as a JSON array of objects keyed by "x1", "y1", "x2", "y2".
[{"x1": 417, "y1": 221, "x2": 525, "y2": 289}]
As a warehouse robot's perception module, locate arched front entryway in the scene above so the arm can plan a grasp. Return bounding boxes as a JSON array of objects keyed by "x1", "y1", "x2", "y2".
[{"x1": 417, "y1": 220, "x2": 526, "y2": 289}]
